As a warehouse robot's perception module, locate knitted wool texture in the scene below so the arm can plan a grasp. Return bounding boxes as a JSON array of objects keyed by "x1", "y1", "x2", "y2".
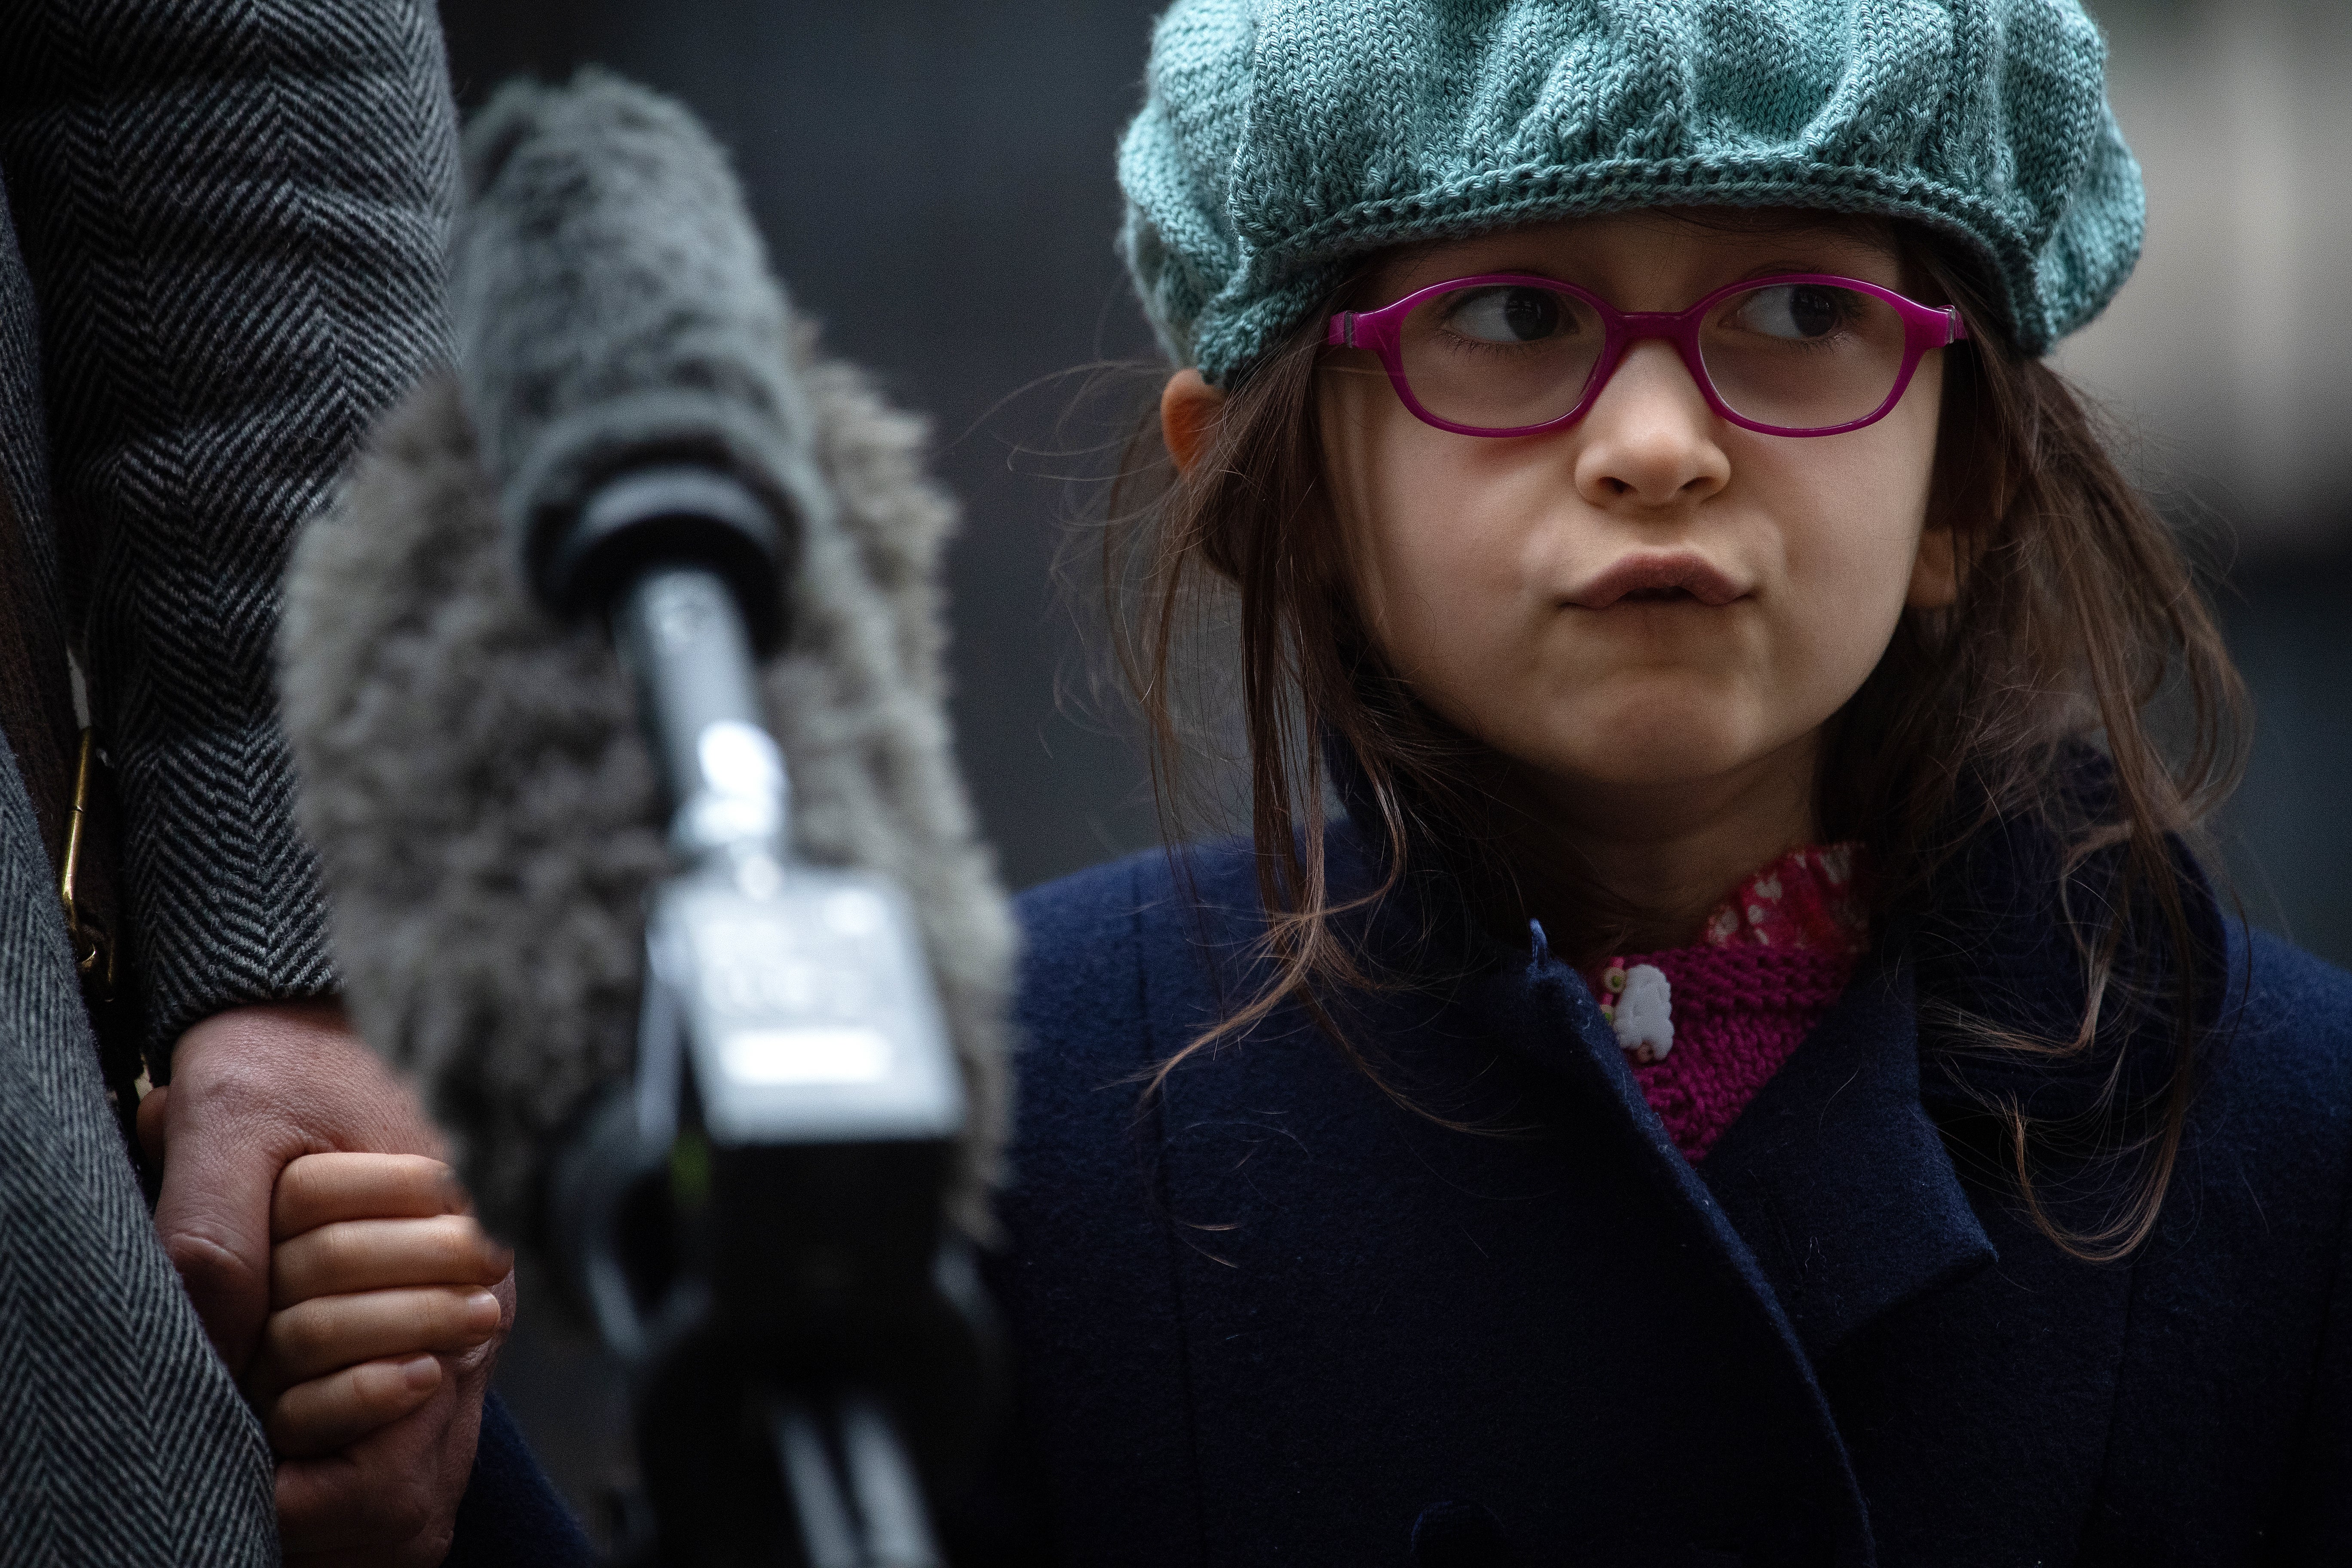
[
  {"x1": 1618, "y1": 946, "x2": 1859, "y2": 1161},
  {"x1": 1120, "y1": 0, "x2": 2144, "y2": 385},
  {"x1": 1593, "y1": 843, "x2": 1872, "y2": 1161}
]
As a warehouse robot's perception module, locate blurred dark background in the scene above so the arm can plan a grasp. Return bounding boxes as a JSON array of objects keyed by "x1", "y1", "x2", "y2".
[{"x1": 434, "y1": 0, "x2": 2352, "y2": 1533}]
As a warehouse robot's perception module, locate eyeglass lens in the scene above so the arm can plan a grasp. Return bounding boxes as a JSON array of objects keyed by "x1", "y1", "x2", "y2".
[{"x1": 1394, "y1": 280, "x2": 1912, "y2": 433}]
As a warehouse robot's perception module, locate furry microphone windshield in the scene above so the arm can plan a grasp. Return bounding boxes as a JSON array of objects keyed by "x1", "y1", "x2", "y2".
[
  {"x1": 450, "y1": 70, "x2": 831, "y2": 641},
  {"x1": 278, "y1": 71, "x2": 1015, "y2": 1253}
]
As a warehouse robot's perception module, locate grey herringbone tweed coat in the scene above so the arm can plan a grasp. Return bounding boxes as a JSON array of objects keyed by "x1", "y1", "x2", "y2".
[{"x1": 0, "y1": 1, "x2": 457, "y2": 1558}]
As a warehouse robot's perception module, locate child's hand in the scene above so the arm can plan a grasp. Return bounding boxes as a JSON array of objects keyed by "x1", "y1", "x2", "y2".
[{"x1": 248, "y1": 1152, "x2": 515, "y2": 1564}]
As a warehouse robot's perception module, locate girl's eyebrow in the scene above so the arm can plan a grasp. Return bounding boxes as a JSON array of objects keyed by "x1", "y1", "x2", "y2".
[
  {"x1": 1731, "y1": 252, "x2": 1899, "y2": 281},
  {"x1": 1401, "y1": 252, "x2": 1897, "y2": 295},
  {"x1": 1402, "y1": 250, "x2": 1591, "y2": 284},
  {"x1": 1390, "y1": 224, "x2": 1902, "y2": 291},
  {"x1": 1450, "y1": 260, "x2": 1577, "y2": 280}
]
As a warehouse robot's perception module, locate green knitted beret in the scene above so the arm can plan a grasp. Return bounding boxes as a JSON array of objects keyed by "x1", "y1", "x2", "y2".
[{"x1": 1118, "y1": 0, "x2": 2144, "y2": 385}]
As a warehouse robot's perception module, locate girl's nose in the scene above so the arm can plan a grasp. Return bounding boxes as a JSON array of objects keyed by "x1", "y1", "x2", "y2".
[{"x1": 1571, "y1": 339, "x2": 1731, "y2": 510}]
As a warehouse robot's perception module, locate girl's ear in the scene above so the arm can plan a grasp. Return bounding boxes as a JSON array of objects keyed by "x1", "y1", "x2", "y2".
[
  {"x1": 1162, "y1": 368, "x2": 1226, "y2": 477},
  {"x1": 1908, "y1": 522, "x2": 1959, "y2": 609}
]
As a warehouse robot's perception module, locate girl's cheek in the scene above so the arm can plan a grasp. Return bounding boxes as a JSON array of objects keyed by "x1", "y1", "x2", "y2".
[
  {"x1": 1357, "y1": 434, "x2": 1552, "y2": 685},
  {"x1": 1335, "y1": 400, "x2": 1493, "y2": 642},
  {"x1": 1766, "y1": 423, "x2": 1940, "y2": 705}
]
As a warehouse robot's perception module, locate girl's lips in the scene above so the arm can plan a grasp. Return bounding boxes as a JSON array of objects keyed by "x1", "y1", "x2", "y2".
[{"x1": 1567, "y1": 552, "x2": 1746, "y2": 609}]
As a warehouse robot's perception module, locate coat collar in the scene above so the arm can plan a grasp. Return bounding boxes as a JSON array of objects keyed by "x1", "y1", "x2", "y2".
[
  {"x1": 1476, "y1": 918, "x2": 1996, "y2": 1365},
  {"x1": 1324, "y1": 759, "x2": 2224, "y2": 1363},
  {"x1": 1326, "y1": 802, "x2": 2000, "y2": 1367},
  {"x1": 1461, "y1": 921, "x2": 1880, "y2": 1565}
]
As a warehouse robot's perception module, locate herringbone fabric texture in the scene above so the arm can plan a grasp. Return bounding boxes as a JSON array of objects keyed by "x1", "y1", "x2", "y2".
[
  {"x1": 0, "y1": 0, "x2": 459, "y2": 1060},
  {"x1": 0, "y1": 0, "x2": 461, "y2": 1556},
  {"x1": 1120, "y1": 0, "x2": 2146, "y2": 385},
  {"x1": 0, "y1": 736, "x2": 274, "y2": 1562}
]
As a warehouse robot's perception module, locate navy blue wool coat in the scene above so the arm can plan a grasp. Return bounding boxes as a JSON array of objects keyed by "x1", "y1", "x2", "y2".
[{"x1": 967, "y1": 816, "x2": 2352, "y2": 1567}]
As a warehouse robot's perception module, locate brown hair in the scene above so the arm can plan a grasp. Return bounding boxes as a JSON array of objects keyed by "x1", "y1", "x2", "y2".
[{"x1": 1087, "y1": 224, "x2": 2248, "y2": 1261}]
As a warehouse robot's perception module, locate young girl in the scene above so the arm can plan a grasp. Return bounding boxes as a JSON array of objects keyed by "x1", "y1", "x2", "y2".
[{"x1": 967, "y1": 2, "x2": 2352, "y2": 1565}]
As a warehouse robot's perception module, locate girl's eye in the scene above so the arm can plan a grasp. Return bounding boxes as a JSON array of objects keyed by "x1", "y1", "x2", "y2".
[
  {"x1": 1731, "y1": 283, "x2": 1853, "y2": 340},
  {"x1": 1444, "y1": 285, "x2": 1570, "y2": 344}
]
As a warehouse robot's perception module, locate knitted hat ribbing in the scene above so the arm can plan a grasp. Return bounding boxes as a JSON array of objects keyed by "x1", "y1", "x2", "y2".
[{"x1": 1118, "y1": 0, "x2": 2145, "y2": 385}]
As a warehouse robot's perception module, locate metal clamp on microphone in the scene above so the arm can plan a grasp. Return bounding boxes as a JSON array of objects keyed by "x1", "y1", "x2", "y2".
[
  {"x1": 547, "y1": 467, "x2": 791, "y2": 656},
  {"x1": 547, "y1": 471, "x2": 991, "y2": 1568}
]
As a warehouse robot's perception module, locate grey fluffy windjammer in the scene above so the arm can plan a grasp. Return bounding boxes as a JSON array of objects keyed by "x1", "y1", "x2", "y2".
[
  {"x1": 279, "y1": 344, "x2": 1017, "y2": 1248},
  {"x1": 447, "y1": 70, "x2": 834, "y2": 619}
]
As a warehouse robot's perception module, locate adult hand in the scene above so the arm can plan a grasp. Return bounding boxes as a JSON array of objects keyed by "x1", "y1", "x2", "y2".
[
  {"x1": 138, "y1": 1002, "x2": 513, "y2": 1565},
  {"x1": 138, "y1": 1002, "x2": 440, "y2": 1375}
]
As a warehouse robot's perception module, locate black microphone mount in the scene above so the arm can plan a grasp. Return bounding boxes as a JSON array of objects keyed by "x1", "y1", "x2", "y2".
[{"x1": 543, "y1": 466, "x2": 991, "y2": 1568}]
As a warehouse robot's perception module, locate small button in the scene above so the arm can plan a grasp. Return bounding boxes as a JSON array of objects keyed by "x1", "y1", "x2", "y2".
[{"x1": 1412, "y1": 1500, "x2": 1511, "y2": 1567}]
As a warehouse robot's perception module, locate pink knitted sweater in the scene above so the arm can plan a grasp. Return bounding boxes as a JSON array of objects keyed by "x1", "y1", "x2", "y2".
[{"x1": 1583, "y1": 844, "x2": 1871, "y2": 1162}]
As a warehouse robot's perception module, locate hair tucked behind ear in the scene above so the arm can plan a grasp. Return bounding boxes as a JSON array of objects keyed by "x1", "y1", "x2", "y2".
[{"x1": 1086, "y1": 231, "x2": 2248, "y2": 1261}]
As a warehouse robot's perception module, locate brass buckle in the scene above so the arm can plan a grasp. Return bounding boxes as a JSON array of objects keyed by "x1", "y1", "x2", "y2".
[{"x1": 59, "y1": 727, "x2": 114, "y2": 1001}]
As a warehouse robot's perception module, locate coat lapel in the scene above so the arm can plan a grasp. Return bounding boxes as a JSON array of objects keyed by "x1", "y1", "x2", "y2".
[
  {"x1": 1698, "y1": 953, "x2": 1997, "y2": 1361},
  {"x1": 1473, "y1": 922, "x2": 1881, "y2": 1566},
  {"x1": 1484, "y1": 918, "x2": 1997, "y2": 1368}
]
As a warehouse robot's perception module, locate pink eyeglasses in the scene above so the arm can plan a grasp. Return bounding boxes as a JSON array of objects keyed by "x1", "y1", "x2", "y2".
[{"x1": 1326, "y1": 272, "x2": 1967, "y2": 439}]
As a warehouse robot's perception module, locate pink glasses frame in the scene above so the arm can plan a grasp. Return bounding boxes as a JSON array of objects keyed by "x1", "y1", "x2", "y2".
[{"x1": 1325, "y1": 271, "x2": 1969, "y2": 439}]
